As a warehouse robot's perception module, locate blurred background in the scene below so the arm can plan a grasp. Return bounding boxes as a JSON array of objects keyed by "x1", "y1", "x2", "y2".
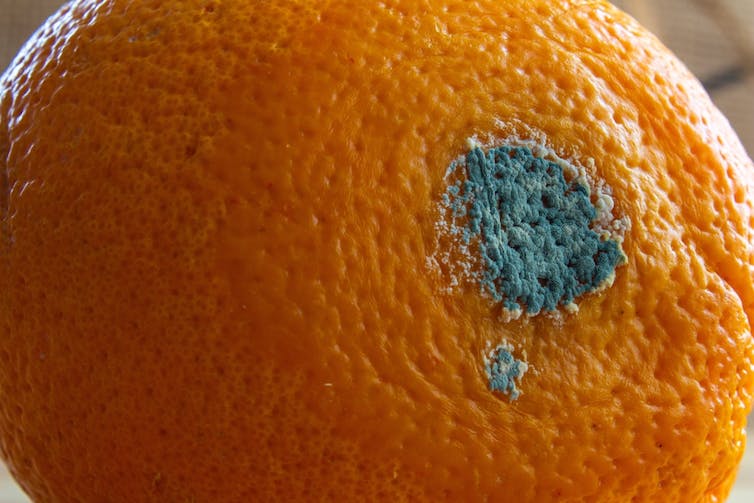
[{"x1": 0, "y1": 0, "x2": 753, "y2": 501}]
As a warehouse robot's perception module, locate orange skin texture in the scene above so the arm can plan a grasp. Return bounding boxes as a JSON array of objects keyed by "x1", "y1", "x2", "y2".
[{"x1": 1, "y1": 0, "x2": 754, "y2": 501}]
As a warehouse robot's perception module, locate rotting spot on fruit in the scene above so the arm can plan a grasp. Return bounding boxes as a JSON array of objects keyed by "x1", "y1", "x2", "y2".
[
  {"x1": 484, "y1": 342, "x2": 528, "y2": 400},
  {"x1": 433, "y1": 142, "x2": 627, "y2": 318}
]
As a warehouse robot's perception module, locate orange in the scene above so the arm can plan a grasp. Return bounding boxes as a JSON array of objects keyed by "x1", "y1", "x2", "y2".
[{"x1": 1, "y1": 0, "x2": 753, "y2": 501}]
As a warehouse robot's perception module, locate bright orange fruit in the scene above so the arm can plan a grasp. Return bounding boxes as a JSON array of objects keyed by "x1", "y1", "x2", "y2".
[{"x1": 1, "y1": 0, "x2": 753, "y2": 501}]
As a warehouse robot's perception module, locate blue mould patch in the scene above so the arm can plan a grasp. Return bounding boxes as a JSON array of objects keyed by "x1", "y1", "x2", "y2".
[
  {"x1": 485, "y1": 343, "x2": 528, "y2": 400},
  {"x1": 444, "y1": 145, "x2": 624, "y2": 314}
]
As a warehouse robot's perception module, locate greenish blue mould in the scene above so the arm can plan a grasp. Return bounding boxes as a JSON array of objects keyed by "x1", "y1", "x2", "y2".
[
  {"x1": 485, "y1": 344, "x2": 528, "y2": 400},
  {"x1": 444, "y1": 145, "x2": 624, "y2": 314}
]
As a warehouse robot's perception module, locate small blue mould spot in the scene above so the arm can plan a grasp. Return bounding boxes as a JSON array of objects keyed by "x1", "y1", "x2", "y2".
[
  {"x1": 442, "y1": 145, "x2": 625, "y2": 315},
  {"x1": 485, "y1": 343, "x2": 528, "y2": 400}
]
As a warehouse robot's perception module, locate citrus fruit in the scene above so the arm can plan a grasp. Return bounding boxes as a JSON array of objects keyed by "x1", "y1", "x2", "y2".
[{"x1": 1, "y1": 0, "x2": 754, "y2": 501}]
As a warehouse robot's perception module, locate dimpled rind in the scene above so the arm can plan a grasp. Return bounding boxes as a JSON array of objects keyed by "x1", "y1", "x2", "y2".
[{"x1": 0, "y1": 1, "x2": 753, "y2": 502}]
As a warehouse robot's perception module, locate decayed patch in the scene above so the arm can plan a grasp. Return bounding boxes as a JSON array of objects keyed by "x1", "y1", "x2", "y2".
[
  {"x1": 484, "y1": 342, "x2": 529, "y2": 400},
  {"x1": 433, "y1": 141, "x2": 627, "y2": 319}
]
